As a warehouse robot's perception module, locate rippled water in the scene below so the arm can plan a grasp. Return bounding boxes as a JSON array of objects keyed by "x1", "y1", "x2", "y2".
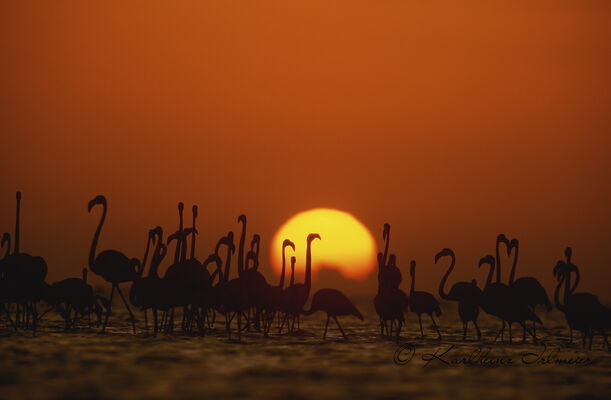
[{"x1": 0, "y1": 300, "x2": 609, "y2": 400}]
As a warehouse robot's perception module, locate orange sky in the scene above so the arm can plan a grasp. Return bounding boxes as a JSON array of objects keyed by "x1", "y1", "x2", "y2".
[{"x1": 0, "y1": 2, "x2": 610, "y2": 299}]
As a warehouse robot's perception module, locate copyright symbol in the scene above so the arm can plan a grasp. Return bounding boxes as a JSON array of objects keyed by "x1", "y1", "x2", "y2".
[{"x1": 394, "y1": 344, "x2": 415, "y2": 365}]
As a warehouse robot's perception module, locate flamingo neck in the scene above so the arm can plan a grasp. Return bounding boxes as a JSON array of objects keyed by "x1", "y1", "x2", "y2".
[
  {"x1": 88, "y1": 202, "x2": 106, "y2": 273},
  {"x1": 438, "y1": 254, "x2": 455, "y2": 300}
]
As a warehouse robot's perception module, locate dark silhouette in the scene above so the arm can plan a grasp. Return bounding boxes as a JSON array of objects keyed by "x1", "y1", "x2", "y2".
[
  {"x1": 2, "y1": 192, "x2": 48, "y2": 334},
  {"x1": 87, "y1": 195, "x2": 140, "y2": 334},
  {"x1": 303, "y1": 288, "x2": 363, "y2": 339},
  {"x1": 479, "y1": 253, "x2": 541, "y2": 344},
  {"x1": 507, "y1": 238, "x2": 551, "y2": 340},
  {"x1": 260, "y1": 239, "x2": 295, "y2": 336},
  {"x1": 237, "y1": 215, "x2": 268, "y2": 331},
  {"x1": 130, "y1": 227, "x2": 168, "y2": 336},
  {"x1": 379, "y1": 224, "x2": 401, "y2": 290},
  {"x1": 374, "y1": 252, "x2": 408, "y2": 338},
  {"x1": 284, "y1": 233, "x2": 321, "y2": 332},
  {"x1": 47, "y1": 268, "x2": 96, "y2": 330},
  {"x1": 554, "y1": 248, "x2": 610, "y2": 349},
  {"x1": 436, "y1": 248, "x2": 481, "y2": 340},
  {"x1": 408, "y1": 260, "x2": 442, "y2": 339},
  {"x1": 216, "y1": 232, "x2": 249, "y2": 340}
]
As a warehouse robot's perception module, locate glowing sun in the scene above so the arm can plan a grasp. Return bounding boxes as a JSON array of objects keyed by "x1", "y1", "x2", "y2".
[{"x1": 270, "y1": 208, "x2": 377, "y2": 280}]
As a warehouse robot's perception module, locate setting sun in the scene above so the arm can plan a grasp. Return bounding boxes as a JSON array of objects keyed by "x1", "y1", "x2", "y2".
[{"x1": 270, "y1": 209, "x2": 377, "y2": 280}]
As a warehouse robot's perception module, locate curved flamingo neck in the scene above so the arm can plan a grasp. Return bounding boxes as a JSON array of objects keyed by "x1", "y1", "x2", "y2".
[
  {"x1": 382, "y1": 227, "x2": 390, "y2": 268},
  {"x1": 508, "y1": 243, "x2": 519, "y2": 285},
  {"x1": 484, "y1": 262, "x2": 494, "y2": 289},
  {"x1": 290, "y1": 260, "x2": 295, "y2": 287},
  {"x1": 495, "y1": 239, "x2": 502, "y2": 283},
  {"x1": 280, "y1": 246, "x2": 287, "y2": 289},
  {"x1": 14, "y1": 193, "x2": 20, "y2": 254},
  {"x1": 238, "y1": 218, "x2": 246, "y2": 276},
  {"x1": 305, "y1": 238, "x2": 314, "y2": 293},
  {"x1": 149, "y1": 239, "x2": 163, "y2": 278},
  {"x1": 438, "y1": 253, "x2": 455, "y2": 300},
  {"x1": 88, "y1": 202, "x2": 106, "y2": 273},
  {"x1": 223, "y1": 243, "x2": 233, "y2": 283},
  {"x1": 140, "y1": 235, "x2": 153, "y2": 278},
  {"x1": 554, "y1": 272, "x2": 566, "y2": 311}
]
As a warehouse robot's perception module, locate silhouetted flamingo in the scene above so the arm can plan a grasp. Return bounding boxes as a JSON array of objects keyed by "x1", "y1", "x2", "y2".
[
  {"x1": 303, "y1": 288, "x2": 363, "y2": 339},
  {"x1": 478, "y1": 254, "x2": 541, "y2": 344},
  {"x1": 374, "y1": 252, "x2": 408, "y2": 338},
  {"x1": 215, "y1": 232, "x2": 249, "y2": 340},
  {"x1": 3, "y1": 192, "x2": 48, "y2": 334},
  {"x1": 130, "y1": 227, "x2": 168, "y2": 335},
  {"x1": 554, "y1": 249, "x2": 610, "y2": 349},
  {"x1": 260, "y1": 239, "x2": 295, "y2": 336},
  {"x1": 87, "y1": 195, "x2": 140, "y2": 334},
  {"x1": 284, "y1": 233, "x2": 321, "y2": 333},
  {"x1": 507, "y1": 238, "x2": 551, "y2": 339},
  {"x1": 408, "y1": 260, "x2": 442, "y2": 339},
  {"x1": 48, "y1": 268, "x2": 95, "y2": 330},
  {"x1": 237, "y1": 215, "x2": 267, "y2": 331},
  {"x1": 436, "y1": 248, "x2": 481, "y2": 340},
  {"x1": 379, "y1": 224, "x2": 401, "y2": 290}
]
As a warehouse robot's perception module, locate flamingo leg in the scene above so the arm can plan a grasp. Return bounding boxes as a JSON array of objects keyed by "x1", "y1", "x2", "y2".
[
  {"x1": 100, "y1": 285, "x2": 115, "y2": 333},
  {"x1": 323, "y1": 315, "x2": 330, "y2": 339},
  {"x1": 418, "y1": 314, "x2": 424, "y2": 338},
  {"x1": 333, "y1": 316, "x2": 347, "y2": 340},
  {"x1": 474, "y1": 320, "x2": 481, "y2": 341},
  {"x1": 115, "y1": 285, "x2": 136, "y2": 335},
  {"x1": 431, "y1": 315, "x2": 441, "y2": 340},
  {"x1": 153, "y1": 308, "x2": 158, "y2": 337}
]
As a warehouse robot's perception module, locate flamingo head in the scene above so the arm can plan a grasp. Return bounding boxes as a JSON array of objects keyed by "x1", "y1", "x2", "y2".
[
  {"x1": 478, "y1": 255, "x2": 495, "y2": 268},
  {"x1": 282, "y1": 239, "x2": 296, "y2": 253},
  {"x1": 307, "y1": 233, "x2": 321, "y2": 243},
  {"x1": 496, "y1": 234, "x2": 509, "y2": 247},
  {"x1": 16, "y1": 191, "x2": 21, "y2": 201},
  {"x1": 178, "y1": 202, "x2": 184, "y2": 213},
  {"x1": 192, "y1": 205, "x2": 198, "y2": 218},
  {"x1": 130, "y1": 257, "x2": 141, "y2": 273},
  {"x1": 238, "y1": 214, "x2": 246, "y2": 225},
  {"x1": 507, "y1": 238, "x2": 519, "y2": 256},
  {"x1": 1, "y1": 232, "x2": 9, "y2": 249},
  {"x1": 409, "y1": 260, "x2": 416, "y2": 276},
  {"x1": 435, "y1": 248, "x2": 453, "y2": 264},
  {"x1": 290, "y1": 256, "x2": 296, "y2": 266},
  {"x1": 383, "y1": 223, "x2": 390, "y2": 239},
  {"x1": 87, "y1": 195, "x2": 106, "y2": 212},
  {"x1": 564, "y1": 247, "x2": 572, "y2": 261}
]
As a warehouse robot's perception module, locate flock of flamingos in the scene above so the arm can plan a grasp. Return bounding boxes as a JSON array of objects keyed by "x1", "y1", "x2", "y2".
[{"x1": 0, "y1": 192, "x2": 609, "y2": 350}]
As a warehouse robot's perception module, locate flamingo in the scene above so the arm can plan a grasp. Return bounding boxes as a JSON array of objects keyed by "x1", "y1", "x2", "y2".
[
  {"x1": 2, "y1": 192, "x2": 48, "y2": 334},
  {"x1": 303, "y1": 288, "x2": 363, "y2": 339},
  {"x1": 478, "y1": 254, "x2": 541, "y2": 344},
  {"x1": 217, "y1": 231, "x2": 249, "y2": 340},
  {"x1": 507, "y1": 238, "x2": 551, "y2": 340},
  {"x1": 554, "y1": 249, "x2": 610, "y2": 349},
  {"x1": 374, "y1": 252, "x2": 408, "y2": 338},
  {"x1": 284, "y1": 233, "x2": 321, "y2": 333},
  {"x1": 237, "y1": 215, "x2": 268, "y2": 331},
  {"x1": 436, "y1": 248, "x2": 481, "y2": 340},
  {"x1": 379, "y1": 224, "x2": 401, "y2": 290},
  {"x1": 407, "y1": 260, "x2": 442, "y2": 339},
  {"x1": 130, "y1": 227, "x2": 168, "y2": 335},
  {"x1": 260, "y1": 239, "x2": 295, "y2": 336},
  {"x1": 47, "y1": 268, "x2": 96, "y2": 330},
  {"x1": 87, "y1": 195, "x2": 140, "y2": 334}
]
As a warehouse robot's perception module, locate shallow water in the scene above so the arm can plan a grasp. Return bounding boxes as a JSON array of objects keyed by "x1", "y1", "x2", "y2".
[{"x1": 0, "y1": 301, "x2": 609, "y2": 400}]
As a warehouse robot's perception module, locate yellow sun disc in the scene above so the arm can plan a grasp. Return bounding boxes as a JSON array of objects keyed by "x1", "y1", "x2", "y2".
[{"x1": 270, "y1": 208, "x2": 377, "y2": 280}]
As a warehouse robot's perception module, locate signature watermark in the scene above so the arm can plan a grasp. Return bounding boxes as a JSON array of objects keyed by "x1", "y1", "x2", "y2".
[{"x1": 394, "y1": 343, "x2": 595, "y2": 367}]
